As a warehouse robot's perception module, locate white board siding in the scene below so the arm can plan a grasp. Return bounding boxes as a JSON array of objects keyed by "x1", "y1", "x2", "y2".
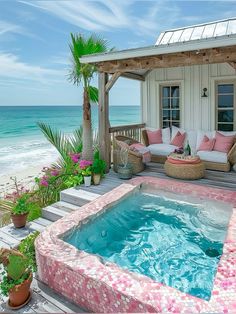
[{"x1": 141, "y1": 63, "x2": 236, "y2": 131}]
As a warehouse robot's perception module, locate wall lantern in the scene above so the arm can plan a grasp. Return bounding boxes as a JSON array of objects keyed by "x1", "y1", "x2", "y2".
[{"x1": 201, "y1": 87, "x2": 208, "y2": 97}]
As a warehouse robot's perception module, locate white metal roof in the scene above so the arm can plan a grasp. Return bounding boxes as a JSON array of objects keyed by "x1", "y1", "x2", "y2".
[
  {"x1": 80, "y1": 17, "x2": 236, "y2": 65},
  {"x1": 156, "y1": 17, "x2": 236, "y2": 45}
]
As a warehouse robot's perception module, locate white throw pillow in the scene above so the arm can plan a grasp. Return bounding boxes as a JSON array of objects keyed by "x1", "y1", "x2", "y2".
[
  {"x1": 196, "y1": 130, "x2": 215, "y2": 150},
  {"x1": 162, "y1": 127, "x2": 171, "y2": 144},
  {"x1": 171, "y1": 126, "x2": 184, "y2": 141},
  {"x1": 146, "y1": 127, "x2": 170, "y2": 144},
  {"x1": 186, "y1": 130, "x2": 198, "y2": 151},
  {"x1": 171, "y1": 126, "x2": 197, "y2": 150}
]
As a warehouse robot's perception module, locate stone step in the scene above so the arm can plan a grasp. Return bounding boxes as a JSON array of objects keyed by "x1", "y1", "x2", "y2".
[
  {"x1": 42, "y1": 205, "x2": 69, "y2": 222},
  {"x1": 60, "y1": 188, "x2": 100, "y2": 206}
]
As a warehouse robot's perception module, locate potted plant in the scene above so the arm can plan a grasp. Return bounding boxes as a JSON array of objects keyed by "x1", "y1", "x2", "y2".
[
  {"x1": 82, "y1": 167, "x2": 92, "y2": 186},
  {"x1": 80, "y1": 160, "x2": 92, "y2": 187},
  {"x1": 117, "y1": 147, "x2": 133, "y2": 179},
  {"x1": 92, "y1": 151, "x2": 106, "y2": 185},
  {"x1": 0, "y1": 249, "x2": 33, "y2": 309},
  {"x1": 11, "y1": 194, "x2": 31, "y2": 228}
]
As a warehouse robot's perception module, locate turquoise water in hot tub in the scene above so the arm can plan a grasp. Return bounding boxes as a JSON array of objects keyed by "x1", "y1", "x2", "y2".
[{"x1": 64, "y1": 191, "x2": 231, "y2": 300}]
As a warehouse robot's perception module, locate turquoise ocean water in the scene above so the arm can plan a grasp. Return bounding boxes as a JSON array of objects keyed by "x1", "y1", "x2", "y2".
[{"x1": 0, "y1": 106, "x2": 140, "y2": 176}]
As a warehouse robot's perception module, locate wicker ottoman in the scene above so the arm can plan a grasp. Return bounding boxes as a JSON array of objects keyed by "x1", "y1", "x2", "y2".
[{"x1": 164, "y1": 160, "x2": 205, "y2": 180}]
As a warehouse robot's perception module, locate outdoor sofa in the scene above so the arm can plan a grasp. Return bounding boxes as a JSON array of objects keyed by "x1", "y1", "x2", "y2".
[{"x1": 142, "y1": 126, "x2": 236, "y2": 172}]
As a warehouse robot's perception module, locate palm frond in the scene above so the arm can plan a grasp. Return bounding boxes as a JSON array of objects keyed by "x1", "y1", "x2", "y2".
[
  {"x1": 68, "y1": 33, "x2": 110, "y2": 87},
  {"x1": 88, "y1": 86, "x2": 98, "y2": 103},
  {"x1": 37, "y1": 122, "x2": 73, "y2": 162},
  {"x1": 70, "y1": 126, "x2": 83, "y2": 153}
]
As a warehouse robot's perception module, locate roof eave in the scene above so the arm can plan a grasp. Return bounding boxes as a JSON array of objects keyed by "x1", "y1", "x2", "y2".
[{"x1": 80, "y1": 35, "x2": 236, "y2": 64}]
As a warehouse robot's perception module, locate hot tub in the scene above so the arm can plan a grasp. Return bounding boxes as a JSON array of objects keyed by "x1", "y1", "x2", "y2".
[{"x1": 36, "y1": 177, "x2": 236, "y2": 313}]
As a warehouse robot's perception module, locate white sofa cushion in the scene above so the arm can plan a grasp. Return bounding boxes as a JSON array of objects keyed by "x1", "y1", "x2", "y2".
[
  {"x1": 146, "y1": 127, "x2": 170, "y2": 144},
  {"x1": 148, "y1": 144, "x2": 178, "y2": 156},
  {"x1": 198, "y1": 151, "x2": 228, "y2": 164},
  {"x1": 218, "y1": 131, "x2": 236, "y2": 137}
]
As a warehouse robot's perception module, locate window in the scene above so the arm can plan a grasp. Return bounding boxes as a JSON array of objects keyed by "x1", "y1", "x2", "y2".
[
  {"x1": 160, "y1": 85, "x2": 180, "y2": 128},
  {"x1": 216, "y1": 82, "x2": 235, "y2": 131}
]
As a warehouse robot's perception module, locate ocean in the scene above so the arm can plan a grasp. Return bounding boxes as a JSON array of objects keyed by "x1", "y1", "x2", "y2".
[{"x1": 0, "y1": 106, "x2": 141, "y2": 177}]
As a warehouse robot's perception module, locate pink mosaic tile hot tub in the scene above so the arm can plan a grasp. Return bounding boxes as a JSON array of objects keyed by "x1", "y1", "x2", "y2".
[{"x1": 36, "y1": 177, "x2": 236, "y2": 313}]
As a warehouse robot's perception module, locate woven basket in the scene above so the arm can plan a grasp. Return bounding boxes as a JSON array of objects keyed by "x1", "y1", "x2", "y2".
[{"x1": 113, "y1": 135, "x2": 145, "y2": 174}]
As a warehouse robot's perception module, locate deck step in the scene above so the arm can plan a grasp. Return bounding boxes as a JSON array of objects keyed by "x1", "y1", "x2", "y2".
[
  {"x1": 34, "y1": 217, "x2": 52, "y2": 227},
  {"x1": 42, "y1": 205, "x2": 69, "y2": 222},
  {"x1": 53, "y1": 201, "x2": 80, "y2": 212},
  {"x1": 0, "y1": 221, "x2": 46, "y2": 243},
  {"x1": 60, "y1": 188, "x2": 100, "y2": 206}
]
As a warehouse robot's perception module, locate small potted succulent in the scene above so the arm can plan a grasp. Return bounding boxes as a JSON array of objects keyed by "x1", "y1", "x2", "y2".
[
  {"x1": 11, "y1": 194, "x2": 31, "y2": 228},
  {"x1": 92, "y1": 151, "x2": 106, "y2": 185},
  {"x1": 0, "y1": 249, "x2": 33, "y2": 309},
  {"x1": 80, "y1": 160, "x2": 93, "y2": 187},
  {"x1": 117, "y1": 147, "x2": 132, "y2": 179}
]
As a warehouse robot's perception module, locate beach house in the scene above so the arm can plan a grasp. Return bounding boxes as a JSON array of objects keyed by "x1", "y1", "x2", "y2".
[{"x1": 81, "y1": 17, "x2": 236, "y2": 172}]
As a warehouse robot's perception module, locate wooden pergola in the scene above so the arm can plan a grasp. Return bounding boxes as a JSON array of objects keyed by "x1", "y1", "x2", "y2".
[{"x1": 93, "y1": 44, "x2": 236, "y2": 169}]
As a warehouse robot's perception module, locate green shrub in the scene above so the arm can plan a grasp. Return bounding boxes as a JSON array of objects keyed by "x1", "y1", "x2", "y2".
[
  {"x1": 27, "y1": 203, "x2": 41, "y2": 222},
  {"x1": 19, "y1": 231, "x2": 39, "y2": 272}
]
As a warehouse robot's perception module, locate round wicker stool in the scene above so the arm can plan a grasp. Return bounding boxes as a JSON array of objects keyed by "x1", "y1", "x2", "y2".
[{"x1": 164, "y1": 160, "x2": 205, "y2": 180}]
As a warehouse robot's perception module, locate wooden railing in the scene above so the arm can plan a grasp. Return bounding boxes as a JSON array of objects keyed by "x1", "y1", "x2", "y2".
[{"x1": 109, "y1": 123, "x2": 145, "y2": 144}]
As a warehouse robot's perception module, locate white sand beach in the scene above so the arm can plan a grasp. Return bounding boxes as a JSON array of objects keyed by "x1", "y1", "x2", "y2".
[{"x1": 0, "y1": 165, "x2": 44, "y2": 198}]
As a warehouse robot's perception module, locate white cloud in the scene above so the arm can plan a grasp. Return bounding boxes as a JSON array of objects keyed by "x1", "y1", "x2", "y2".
[
  {"x1": 0, "y1": 52, "x2": 65, "y2": 84},
  {"x1": 19, "y1": 0, "x2": 130, "y2": 31},
  {"x1": 18, "y1": 0, "x2": 236, "y2": 45},
  {"x1": 0, "y1": 20, "x2": 25, "y2": 36}
]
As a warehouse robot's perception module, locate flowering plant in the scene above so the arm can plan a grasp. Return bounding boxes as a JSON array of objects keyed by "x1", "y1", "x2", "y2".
[
  {"x1": 79, "y1": 159, "x2": 92, "y2": 169},
  {"x1": 69, "y1": 153, "x2": 80, "y2": 164}
]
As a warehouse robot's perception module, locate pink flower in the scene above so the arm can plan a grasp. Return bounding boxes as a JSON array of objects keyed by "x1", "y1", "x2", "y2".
[
  {"x1": 79, "y1": 159, "x2": 92, "y2": 169},
  {"x1": 40, "y1": 179, "x2": 48, "y2": 187},
  {"x1": 50, "y1": 169, "x2": 59, "y2": 176},
  {"x1": 69, "y1": 153, "x2": 80, "y2": 163}
]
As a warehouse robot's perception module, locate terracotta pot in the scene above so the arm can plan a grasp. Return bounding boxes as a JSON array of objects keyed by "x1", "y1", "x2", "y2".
[
  {"x1": 9, "y1": 272, "x2": 32, "y2": 308},
  {"x1": 93, "y1": 173, "x2": 101, "y2": 185},
  {"x1": 11, "y1": 213, "x2": 28, "y2": 228}
]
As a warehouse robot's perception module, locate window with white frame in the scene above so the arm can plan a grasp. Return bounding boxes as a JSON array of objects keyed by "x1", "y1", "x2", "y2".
[
  {"x1": 216, "y1": 82, "x2": 235, "y2": 131},
  {"x1": 160, "y1": 85, "x2": 180, "y2": 128}
]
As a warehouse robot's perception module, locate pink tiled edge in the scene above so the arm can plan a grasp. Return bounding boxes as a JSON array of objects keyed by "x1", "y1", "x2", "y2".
[{"x1": 36, "y1": 177, "x2": 236, "y2": 313}]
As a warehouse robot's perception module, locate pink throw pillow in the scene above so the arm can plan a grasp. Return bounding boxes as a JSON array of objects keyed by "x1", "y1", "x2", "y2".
[
  {"x1": 214, "y1": 132, "x2": 235, "y2": 153},
  {"x1": 171, "y1": 131, "x2": 186, "y2": 147},
  {"x1": 147, "y1": 129, "x2": 162, "y2": 145},
  {"x1": 198, "y1": 135, "x2": 215, "y2": 151}
]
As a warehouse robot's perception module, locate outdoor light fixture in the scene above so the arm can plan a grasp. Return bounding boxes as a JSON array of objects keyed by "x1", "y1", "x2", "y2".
[{"x1": 202, "y1": 87, "x2": 208, "y2": 97}]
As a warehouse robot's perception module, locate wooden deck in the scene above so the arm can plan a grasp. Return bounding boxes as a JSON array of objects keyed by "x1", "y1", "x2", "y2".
[
  {"x1": 79, "y1": 163, "x2": 236, "y2": 194},
  {"x1": 0, "y1": 163, "x2": 235, "y2": 313}
]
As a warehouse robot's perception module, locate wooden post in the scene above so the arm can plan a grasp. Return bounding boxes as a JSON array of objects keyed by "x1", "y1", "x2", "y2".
[{"x1": 98, "y1": 72, "x2": 110, "y2": 172}]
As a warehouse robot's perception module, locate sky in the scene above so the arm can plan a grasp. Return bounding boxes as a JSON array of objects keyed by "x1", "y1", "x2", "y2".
[{"x1": 0, "y1": 0, "x2": 235, "y2": 106}]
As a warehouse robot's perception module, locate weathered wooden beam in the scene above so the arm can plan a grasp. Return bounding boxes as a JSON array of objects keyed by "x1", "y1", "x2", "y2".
[
  {"x1": 143, "y1": 70, "x2": 152, "y2": 78},
  {"x1": 98, "y1": 72, "x2": 110, "y2": 171},
  {"x1": 105, "y1": 71, "x2": 121, "y2": 92},
  {"x1": 228, "y1": 61, "x2": 236, "y2": 70},
  {"x1": 96, "y1": 46, "x2": 236, "y2": 72},
  {"x1": 120, "y1": 72, "x2": 145, "y2": 81}
]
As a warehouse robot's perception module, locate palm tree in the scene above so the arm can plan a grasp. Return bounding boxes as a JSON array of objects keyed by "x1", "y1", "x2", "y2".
[{"x1": 68, "y1": 33, "x2": 109, "y2": 160}]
